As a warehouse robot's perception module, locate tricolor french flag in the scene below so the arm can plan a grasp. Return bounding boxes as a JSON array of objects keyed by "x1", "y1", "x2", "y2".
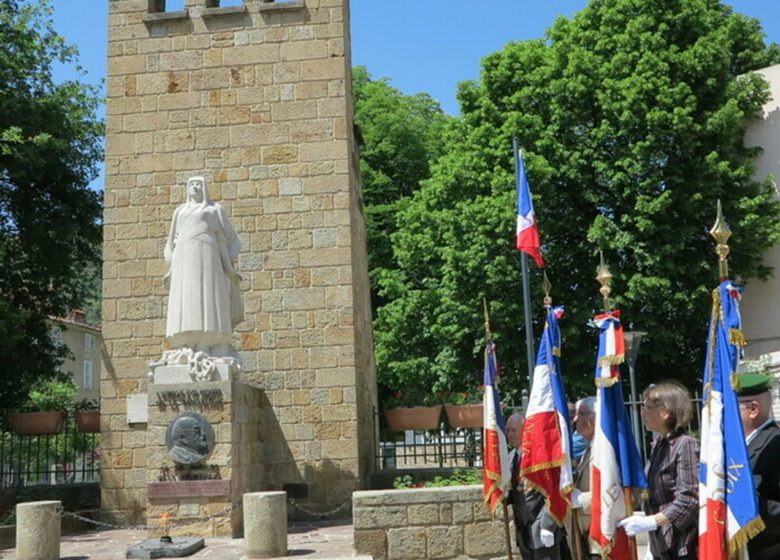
[
  {"x1": 519, "y1": 305, "x2": 573, "y2": 524},
  {"x1": 589, "y1": 311, "x2": 647, "y2": 559},
  {"x1": 516, "y1": 150, "x2": 544, "y2": 268},
  {"x1": 699, "y1": 281, "x2": 763, "y2": 559},
  {"x1": 483, "y1": 339, "x2": 510, "y2": 512}
]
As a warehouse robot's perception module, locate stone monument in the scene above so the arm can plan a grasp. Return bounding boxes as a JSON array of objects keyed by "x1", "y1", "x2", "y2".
[
  {"x1": 143, "y1": 177, "x2": 262, "y2": 536},
  {"x1": 101, "y1": 0, "x2": 377, "y2": 530}
]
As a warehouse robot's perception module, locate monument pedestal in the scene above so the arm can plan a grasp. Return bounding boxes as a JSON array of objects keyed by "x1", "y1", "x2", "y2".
[{"x1": 146, "y1": 381, "x2": 263, "y2": 537}]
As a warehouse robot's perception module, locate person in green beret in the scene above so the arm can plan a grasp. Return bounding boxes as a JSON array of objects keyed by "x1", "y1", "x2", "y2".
[{"x1": 737, "y1": 372, "x2": 780, "y2": 560}]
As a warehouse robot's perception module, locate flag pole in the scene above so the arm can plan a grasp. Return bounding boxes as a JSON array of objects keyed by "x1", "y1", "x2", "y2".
[
  {"x1": 559, "y1": 265, "x2": 585, "y2": 560},
  {"x1": 544, "y1": 271, "x2": 585, "y2": 560},
  {"x1": 502, "y1": 501, "x2": 514, "y2": 560},
  {"x1": 483, "y1": 298, "x2": 514, "y2": 560},
  {"x1": 513, "y1": 137, "x2": 535, "y2": 387},
  {"x1": 596, "y1": 252, "x2": 638, "y2": 560}
]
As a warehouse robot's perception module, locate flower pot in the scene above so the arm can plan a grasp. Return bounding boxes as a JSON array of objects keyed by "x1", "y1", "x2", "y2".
[
  {"x1": 75, "y1": 410, "x2": 101, "y2": 433},
  {"x1": 9, "y1": 411, "x2": 67, "y2": 435},
  {"x1": 444, "y1": 403, "x2": 484, "y2": 428},
  {"x1": 385, "y1": 405, "x2": 442, "y2": 431}
]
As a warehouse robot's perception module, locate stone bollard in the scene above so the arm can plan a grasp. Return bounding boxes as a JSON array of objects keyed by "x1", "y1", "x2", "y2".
[
  {"x1": 16, "y1": 500, "x2": 61, "y2": 560},
  {"x1": 244, "y1": 491, "x2": 287, "y2": 559}
]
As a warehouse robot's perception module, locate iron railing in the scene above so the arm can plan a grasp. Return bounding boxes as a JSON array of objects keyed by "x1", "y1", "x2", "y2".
[
  {"x1": 374, "y1": 393, "x2": 703, "y2": 473},
  {"x1": 0, "y1": 423, "x2": 100, "y2": 489},
  {"x1": 377, "y1": 423, "x2": 484, "y2": 470}
]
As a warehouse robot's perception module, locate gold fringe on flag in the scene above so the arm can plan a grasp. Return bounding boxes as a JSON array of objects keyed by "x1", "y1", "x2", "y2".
[
  {"x1": 519, "y1": 461, "x2": 575, "y2": 527},
  {"x1": 482, "y1": 469, "x2": 505, "y2": 515},
  {"x1": 728, "y1": 516, "x2": 766, "y2": 558},
  {"x1": 599, "y1": 354, "x2": 625, "y2": 367},
  {"x1": 730, "y1": 328, "x2": 747, "y2": 348},
  {"x1": 594, "y1": 376, "x2": 620, "y2": 388},
  {"x1": 704, "y1": 289, "x2": 720, "y2": 407}
]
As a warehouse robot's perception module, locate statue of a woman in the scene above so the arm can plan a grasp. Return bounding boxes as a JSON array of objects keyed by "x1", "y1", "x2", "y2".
[{"x1": 164, "y1": 176, "x2": 243, "y2": 357}]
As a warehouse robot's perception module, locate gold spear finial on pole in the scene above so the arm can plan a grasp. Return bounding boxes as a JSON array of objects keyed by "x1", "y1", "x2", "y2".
[
  {"x1": 542, "y1": 270, "x2": 552, "y2": 308},
  {"x1": 709, "y1": 199, "x2": 731, "y2": 280},
  {"x1": 596, "y1": 251, "x2": 613, "y2": 312}
]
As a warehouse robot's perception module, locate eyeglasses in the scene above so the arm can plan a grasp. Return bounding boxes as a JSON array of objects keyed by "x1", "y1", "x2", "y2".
[
  {"x1": 738, "y1": 399, "x2": 757, "y2": 408},
  {"x1": 641, "y1": 402, "x2": 661, "y2": 410}
]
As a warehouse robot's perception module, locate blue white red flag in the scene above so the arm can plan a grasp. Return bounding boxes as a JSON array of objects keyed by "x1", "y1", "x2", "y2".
[
  {"x1": 516, "y1": 150, "x2": 544, "y2": 267},
  {"x1": 699, "y1": 281, "x2": 764, "y2": 559},
  {"x1": 483, "y1": 338, "x2": 510, "y2": 513},
  {"x1": 519, "y1": 305, "x2": 573, "y2": 524},
  {"x1": 589, "y1": 310, "x2": 648, "y2": 559}
]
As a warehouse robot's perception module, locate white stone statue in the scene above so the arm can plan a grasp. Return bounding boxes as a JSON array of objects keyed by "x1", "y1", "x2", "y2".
[{"x1": 163, "y1": 176, "x2": 243, "y2": 359}]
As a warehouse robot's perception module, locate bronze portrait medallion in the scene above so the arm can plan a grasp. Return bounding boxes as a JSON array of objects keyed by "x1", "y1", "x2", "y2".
[{"x1": 165, "y1": 412, "x2": 215, "y2": 465}]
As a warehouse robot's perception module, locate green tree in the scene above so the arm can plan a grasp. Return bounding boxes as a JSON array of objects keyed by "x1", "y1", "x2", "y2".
[
  {"x1": 352, "y1": 66, "x2": 449, "y2": 311},
  {"x1": 0, "y1": 0, "x2": 103, "y2": 416},
  {"x1": 375, "y1": 0, "x2": 780, "y2": 402}
]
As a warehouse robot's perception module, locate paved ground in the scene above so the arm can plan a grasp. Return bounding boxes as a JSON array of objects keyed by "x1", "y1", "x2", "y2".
[
  {"x1": 0, "y1": 520, "x2": 356, "y2": 560},
  {"x1": 0, "y1": 520, "x2": 648, "y2": 559}
]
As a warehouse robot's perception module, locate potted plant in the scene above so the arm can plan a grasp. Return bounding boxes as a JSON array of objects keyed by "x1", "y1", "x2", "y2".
[
  {"x1": 444, "y1": 387, "x2": 484, "y2": 428},
  {"x1": 74, "y1": 398, "x2": 100, "y2": 433},
  {"x1": 8, "y1": 379, "x2": 76, "y2": 435},
  {"x1": 384, "y1": 388, "x2": 442, "y2": 431}
]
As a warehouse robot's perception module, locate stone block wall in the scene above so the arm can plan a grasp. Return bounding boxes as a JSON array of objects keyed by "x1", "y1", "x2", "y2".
[
  {"x1": 353, "y1": 486, "x2": 509, "y2": 560},
  {"x1": 102, "y1": 0, "x2": 377, "y2": 520}
]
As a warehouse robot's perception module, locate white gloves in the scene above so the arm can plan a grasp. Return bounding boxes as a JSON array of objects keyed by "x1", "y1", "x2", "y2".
[
  {"x1": 570, "y1": 489, "x2": 592, "y2": 510},
  {"x1": 540, "y1": 528, "x2": 555, "y2": 547},
  {"x1": 617, "y1": 514, "x2": 657, "y2": 536}
]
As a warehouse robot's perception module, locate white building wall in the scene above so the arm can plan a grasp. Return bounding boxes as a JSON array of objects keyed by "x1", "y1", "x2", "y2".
[{"x1": 741, "y1": 63, "x2": 780, "y2": 358}]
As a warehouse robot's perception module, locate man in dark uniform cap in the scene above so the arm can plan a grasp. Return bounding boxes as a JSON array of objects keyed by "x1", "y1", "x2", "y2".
[{"x1": 737, "y1": 372, "x2": 780, "y2": 560}]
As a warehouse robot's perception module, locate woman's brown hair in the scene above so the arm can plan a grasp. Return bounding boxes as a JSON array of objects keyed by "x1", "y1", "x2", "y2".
[{"x1": 642, "y1": 381, "x2": 693, "y2": 434}]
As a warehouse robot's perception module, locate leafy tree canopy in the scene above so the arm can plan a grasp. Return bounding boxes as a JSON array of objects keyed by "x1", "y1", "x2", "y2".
[
  {"x1": 352, "y1": 66, "x2": 450, "y2": 311},
  {"x1": 0, "y1": 0, "x2": 103, "y2": 416},
  {"x1": 374, "y1": 0, "x2": 780, "y2": 403}
]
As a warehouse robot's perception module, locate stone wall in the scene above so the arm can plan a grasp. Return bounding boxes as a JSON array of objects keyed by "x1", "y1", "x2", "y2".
[
  {"x1": 102, "y1": 0, "x2": 377, "y2": 520},
  {"x1": 353, "y1": 486, "x2": 509, "y2": 560}
]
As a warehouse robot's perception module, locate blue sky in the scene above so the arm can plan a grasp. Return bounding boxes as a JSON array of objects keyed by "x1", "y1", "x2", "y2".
[{"x1": 46, "y1": 0, "x2": 780, "y2": 188}]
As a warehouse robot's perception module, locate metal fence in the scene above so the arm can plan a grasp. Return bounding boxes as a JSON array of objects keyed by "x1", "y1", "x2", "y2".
[
  {"x1": 374, "y1": 393, "x2": 703, "y2": 474},
  {"x1": 376, "y1": 423, "x2": 484, "y2": 471},
  {"x1": 0, "y1": 423, "x2": 100, "y2": 489}
]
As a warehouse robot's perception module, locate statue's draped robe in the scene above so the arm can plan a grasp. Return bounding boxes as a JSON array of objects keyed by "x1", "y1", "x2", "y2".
[{"x1": 164, "y1": 201, "x2": 242, "y2": 348}]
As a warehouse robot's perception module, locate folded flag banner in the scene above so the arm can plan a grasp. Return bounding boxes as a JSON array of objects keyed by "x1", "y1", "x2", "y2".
[
  {"x1": 699, "y1": 281, "x2": 764, "y2": 559},
  {"x1": 483, "y1": 338, "x2": 510, "y2": 513},
  {"x1": 590, "y1": 310, "x2": 648, "y2": 559},
  {"x1": 515, "y1": 150, "x2": 544, "y2": 268},
  {"x1": 519, "y1": 305, "x2": 573, "y2": 524}
]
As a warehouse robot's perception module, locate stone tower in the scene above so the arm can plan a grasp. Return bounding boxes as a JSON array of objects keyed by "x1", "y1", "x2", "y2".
[{"x1": 102, "y1": 0, "x2": 376, "y2": 526}]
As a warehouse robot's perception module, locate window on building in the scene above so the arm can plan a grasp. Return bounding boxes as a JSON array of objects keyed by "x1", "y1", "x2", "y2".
[
  {"x1": 83, "y1": 360, "x2": 93, "y2": 390},
  {"x1": 206, "y1": 0, "x2": 244, "y2": 7},
  {"x1": 84, "y1": 333, "x2": 94, "y2": 353},
  {"x1": 148, "y1": 0, "x2": 185, "y2": 13}
]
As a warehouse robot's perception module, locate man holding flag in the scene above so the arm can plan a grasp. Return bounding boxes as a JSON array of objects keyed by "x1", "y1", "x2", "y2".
[
  {"x1": 516, "y1": 303, "x2": 574, "y2": 560},
  {"x1": 736, "y1": 373, "x2": 780, "y2": 560}
]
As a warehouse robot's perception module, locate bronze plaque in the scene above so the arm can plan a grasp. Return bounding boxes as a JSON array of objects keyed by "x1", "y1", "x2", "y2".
[{"x1": 165, "y1": 412, "x2": 215, "y2": 465}]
